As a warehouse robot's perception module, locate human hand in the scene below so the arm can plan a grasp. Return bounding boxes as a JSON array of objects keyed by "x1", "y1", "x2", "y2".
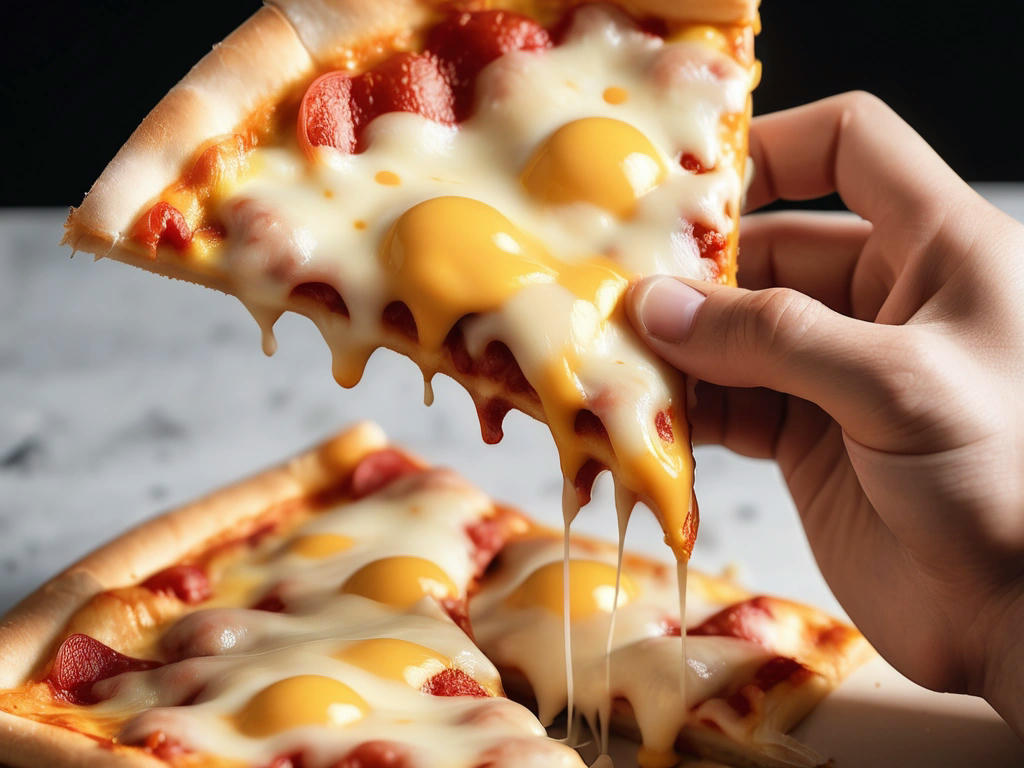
[{"x1": 628, "y1": 92, "x2": 1024, "y2": 735}]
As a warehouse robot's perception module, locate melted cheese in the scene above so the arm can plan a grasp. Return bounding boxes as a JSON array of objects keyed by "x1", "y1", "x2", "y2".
[
  {"x1": 289, "y1": 533, "x2": 354, "y2": 559},
  {"x1": 217, "y1": 5, "x2": 755, "y2": 561},
  {"x1": 341, "y1": 556, "x2": 458, "y2": 608},
  {"x1": 521, "y1": 117, "x2": 667, "y2": 218},
  {"x1": 505, "y1": 560, "x2": 637, "y2": 620},
  {"x1": 471, "y1": 536, "x2": 768, "y2": 753},
  {"x1": 234, "y1": 675, "x2": 368, "y2": 736},
  {"x1": 334, "y1": 638, "x2": 448, "y2": 689}
]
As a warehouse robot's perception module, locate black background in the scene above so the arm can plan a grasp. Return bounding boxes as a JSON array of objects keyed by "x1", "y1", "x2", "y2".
[{"x1": 2, "y1": 0, "x2": 1021, "y2": 206}]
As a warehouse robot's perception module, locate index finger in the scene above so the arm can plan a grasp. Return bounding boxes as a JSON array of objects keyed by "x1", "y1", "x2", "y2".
[{"x1": 744, "y1": 91, "x2": 967, "y2": 225}]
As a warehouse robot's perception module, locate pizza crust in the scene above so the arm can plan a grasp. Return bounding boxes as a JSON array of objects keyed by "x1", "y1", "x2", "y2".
[
  {"x1": 64, "y1": 4, "x2": 315, "y2": 255},
  {"x1": 63, "y1": 0, "x2": 759, "y2": 257},
  {"x1": 0, "y1": 422, "x2": 387, "y2": 691}
]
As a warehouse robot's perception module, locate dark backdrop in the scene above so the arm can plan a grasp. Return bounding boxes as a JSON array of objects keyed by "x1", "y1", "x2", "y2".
[{"x1": 2, "y1": 0, "x2": 1020, "y2": 206}]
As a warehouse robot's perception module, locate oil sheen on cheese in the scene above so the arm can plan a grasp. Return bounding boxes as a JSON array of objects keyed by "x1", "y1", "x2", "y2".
[{"x1": 217, "y1": 5, "x2": 754, "y2": 564}]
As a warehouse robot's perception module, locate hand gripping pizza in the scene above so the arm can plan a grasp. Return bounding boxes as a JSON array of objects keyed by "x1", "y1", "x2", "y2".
[
  {"x1": 0, "y1": 424, "x2": 870, "y2": 768},
  {"x1": 62, "y1": 0, "x2": 762, "y2": 563}
]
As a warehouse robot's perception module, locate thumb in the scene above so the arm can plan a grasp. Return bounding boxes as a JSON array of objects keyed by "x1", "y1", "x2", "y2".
[{"x1": 628, "y1": 275, "x2": 922, "y2": 444}]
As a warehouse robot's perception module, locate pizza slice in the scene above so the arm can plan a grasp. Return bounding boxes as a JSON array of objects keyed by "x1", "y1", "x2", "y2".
[
  {"x1": 0, "y1": 424, "x2": 870, "y2": 768},
  {"x1": 472, "y1": 531, "x2": 871, "y2": 768},
  {"x1": 0, "y1": 423, "x2": 583, "y2": 768},
  {"x1": 62, "y1": 0, "x2": 761, "y2": 562}
]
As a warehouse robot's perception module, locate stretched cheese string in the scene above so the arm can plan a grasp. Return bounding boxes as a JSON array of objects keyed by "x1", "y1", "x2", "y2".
[
  {"x1": 596, "y1": 481, "x2": 634, "y2": 759},
  {"x1": 561, "y1": 478, "x2": 580, "y2": 746}
]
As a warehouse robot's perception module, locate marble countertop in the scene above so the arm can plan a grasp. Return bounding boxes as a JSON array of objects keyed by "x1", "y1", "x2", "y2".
[{"x1": 1, "y1": 188, "x2": 1022, "y2": 766}]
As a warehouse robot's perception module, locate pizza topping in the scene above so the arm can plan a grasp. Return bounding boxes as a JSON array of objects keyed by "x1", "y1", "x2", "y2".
[
  {"x1": 506, "y1": 560, "x2": 637, "y2": 620},
  {"x1": 334, "y1": 638, "x2": 448, "y2": 688},
  {"x1": 521, "y1": 117, "x2": 667, "y2": 217},
  {"x1": 288, "y1": 533, "x2": 354, "y2": 559},
  {"x1": 688, "y1": 596, "x2": 775, "y2": 645},
  {"x1": 234, "y1": 675, "x2": 368, "y2": 736},
  {"x1": 340, "y1": 556, "x2": 458, "y2": 608},
  {"x1": 422, "y1": 668, "x2": 490, "y2": 698},
  {"x1": 299, "y1": 53, "x2": 454, "y2": 157},
  {"x1": 141, "y1": 564, "x2": 212, "y2": 604},
  {"x1": 424, "y1": 10, "x2": 552, "y2": 120},
  {"x1": 132, "y1": 202, "x2": 192, "y2": 255},
  {"x1": 47, "y1": 634, "x2": 160, "y2": 705},
  {"x1": 348, "y1": 448, "x2": 421, "y2": 499}
]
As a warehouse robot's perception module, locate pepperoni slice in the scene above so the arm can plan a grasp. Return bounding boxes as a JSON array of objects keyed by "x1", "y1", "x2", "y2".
[
  {"x1": 142, "y1": 565, "x2": 212, "y2": 605},
  {"x1": 655, "y1": 410, "x2": 675, "y2": 444},
  {"x1": 351, "y1": 53, "x2": 454, "y2": 136},
  {"x1": 47, "y1": 634, "x2": 160, "y2": 705},
  {"x1": 298, "y1": 71, "x2": 357, "y2": 155},
  {"x1": 425, "y1": 10, "x2": 551, "y2": 119},
  {"x1": 349, "y1": 449, "x2": 421, "y2": 499},
  {"x1": 299, "y1": 53, "x2": 454, "y2": 156},
  {"x1": 465, "y1": 513, "x2": 512, "y2": 575},
  {"x1": 332, "y1": 741, "x2": 410, "y2": 768},
  {"x1": 688, "y1": 596, "x2": 774, "y2": 645},
  {"x1": 422, "y1": 668, "x2": 489, "y2": 698},
  {"x1": 132, "y1": 202, "x2": 192, "y2": 255}
]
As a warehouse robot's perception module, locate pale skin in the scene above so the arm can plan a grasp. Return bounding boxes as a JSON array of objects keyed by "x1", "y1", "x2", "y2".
[{"x1": 627, "y1": 92, "x2": 1024, "y2": 737}]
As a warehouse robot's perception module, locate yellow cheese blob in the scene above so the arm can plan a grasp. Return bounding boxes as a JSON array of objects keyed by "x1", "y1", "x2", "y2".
[
  {"x1": 335, "y1": 638, "x2": 448, "y2": 687},
  {"x1": 341, "y1": 556, "x2": 457, "y2": 608},
  {"x1": 379, "y1": 196, "x2": 629, "y2": 350},
  {"x1": 234, "y1": 675, "x2": 367, "y2": 737},
  {"x1": 506, "y1": 560, "x2": 637, "y2": 620},
  {"x1": 521, "y1": 117, "x2": 666, "y2": 218},
  {"x1": 288, "y1": 533, "x2": 354, "y2": 559},
  {"x1": 375, "y1": 170, "x2": 401, "y2": 186},
  {"x1": 671, "y1": 24, "x2": 728, "y2": 51},
  {"x1": 602, "y1": 86, "x2": 629, "y2": 105}
]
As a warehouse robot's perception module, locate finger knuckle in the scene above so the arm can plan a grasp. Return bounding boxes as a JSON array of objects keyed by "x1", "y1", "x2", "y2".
[
  {"x1": 840, "y1": 89, "x2": 890, "y2": 119},
  {"x1": 733, "y1": 287, "x2": 821, "y2": 357}
]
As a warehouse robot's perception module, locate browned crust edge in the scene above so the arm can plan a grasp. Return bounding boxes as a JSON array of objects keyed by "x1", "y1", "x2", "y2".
[
  {"x1": 63, "y1": 0, "x2": 759, "y2": 255},
  {"x1": 0, "y1": 422, "x2": 389, "y2": 689},
  {"x1": 0, "y1": 423, "x2": 390, "y2": 768}
]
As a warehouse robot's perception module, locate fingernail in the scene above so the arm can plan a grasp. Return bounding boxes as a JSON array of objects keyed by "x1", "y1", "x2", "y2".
[{"x1": 634, "y1": 277, "x2": 706, "y2": 342}]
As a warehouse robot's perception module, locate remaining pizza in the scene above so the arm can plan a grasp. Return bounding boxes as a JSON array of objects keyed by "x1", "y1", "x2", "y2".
[
  {"x1": 62, "y1": 0, "x2": 761, "y2": 562},
  {"x1": 0, "y1": 424, "x2": 870, "y2": 768}
]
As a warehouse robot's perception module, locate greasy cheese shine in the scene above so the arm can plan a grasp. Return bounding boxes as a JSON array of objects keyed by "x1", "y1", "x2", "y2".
[
  {"x1": 380, "y1": 196, "x2": 629, "y2": 350},
  {"x1": 521, "y1": 117, "x2": 667, "y2": 218},
  {"x1": 234, "y1": 675, "x2": 368, "y2": 736},
  {"x1": 220, "y1": 6, "x2": 753, "y2": 559}
]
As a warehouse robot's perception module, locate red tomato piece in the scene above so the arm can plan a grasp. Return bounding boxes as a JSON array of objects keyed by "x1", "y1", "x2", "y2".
[
  {"x1": 688, "y1": 596, "x2": 774, "y2": 645},
  {"x1": 47, "y1": 634, "x2": 160, "y2": 705},
  {"x1": 332, "y1": 741, "x2": 410, "y2": 768},
  {"x1": 298, "y1": 71, "x2": 358, "y2": 156},
  {"x1": 132, "y1": 202, "x2": 192, "y2": 255},
  {"x1": 680, "y1": 153, "x2": 710, "y2": 174},
  {"x1": 692, "y1": 222, "x2": 729, "y2": 273},
  {"x1": 141, "y1": 564, "x2": 212, "y2": 605},
  {"x1": 349, "y1": 449, "x2": 421, "y2": 499},
  {"x1": 425, "y1": 10, "x2": 551, "y2": 119},
  {"x1": 422, "y1": 668, "x2": 489, "y2": 698},
  {"x1": 655, "y1": 410, "x2": 675, "y2": 444}
]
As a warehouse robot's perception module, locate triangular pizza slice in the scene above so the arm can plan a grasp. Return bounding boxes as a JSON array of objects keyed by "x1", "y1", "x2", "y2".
[{"x1": 63, "y1": 0, "x2": 760, "y2": 563}]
